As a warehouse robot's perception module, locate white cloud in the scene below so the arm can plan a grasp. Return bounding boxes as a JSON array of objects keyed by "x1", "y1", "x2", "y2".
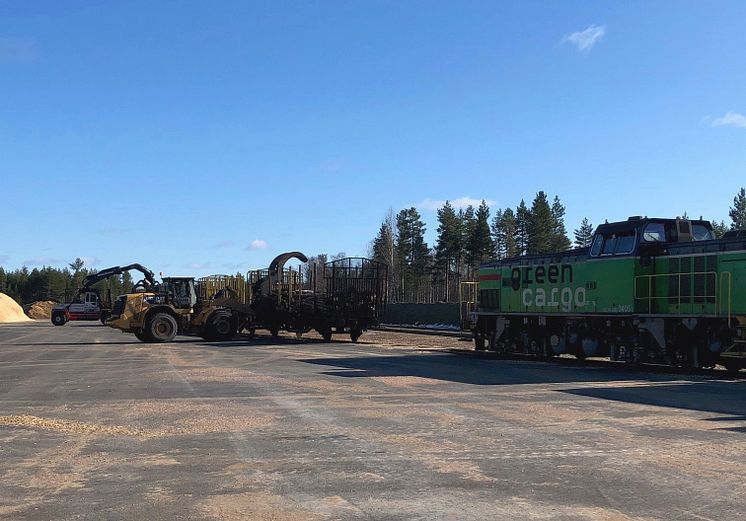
[
  {"x1": 80, "y1": 256, "x2": 100, "y2": 267},
  {"x1": 23, "y1": 257, "x2": 62, "y2": 266},
  {"x1": 417, "y1": 196, "x2": 495, "y2": 211},
  {"x1": 247, "y1": 239, "x2": 269, "y2": 251},
  {"x1": 711, "y1": 111, "x2": 746, "y2": 129},
  {"x1": 562, "y1": 24, "x2": 606, "y2": 52}
]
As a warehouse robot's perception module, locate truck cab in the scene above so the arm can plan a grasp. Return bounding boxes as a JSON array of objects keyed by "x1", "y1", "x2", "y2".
[{"x1": 51, "y1": 291, "x2": 103, "y2": 325}]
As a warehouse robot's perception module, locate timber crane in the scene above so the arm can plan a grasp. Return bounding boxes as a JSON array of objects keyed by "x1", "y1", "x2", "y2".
[{"x1": 51, "y1": 263, "x2": 158, "y2": 326}]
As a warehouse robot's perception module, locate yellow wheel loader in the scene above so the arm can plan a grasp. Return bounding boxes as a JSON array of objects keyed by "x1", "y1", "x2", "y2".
[{"x1": 106, "y1": 276, "x2": 252, "y2": 343}]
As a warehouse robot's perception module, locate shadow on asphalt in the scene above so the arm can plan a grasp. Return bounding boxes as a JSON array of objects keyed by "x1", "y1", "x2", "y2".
[
  {"x1": 560, "y1": 383, "x2": 746, "y2": 418},
  {"x1": 305, "y1": 353, "x2": 746, "y2": 426},
  {"x1": 302, "y1": 352, "x2": 667, "y2": 386}
]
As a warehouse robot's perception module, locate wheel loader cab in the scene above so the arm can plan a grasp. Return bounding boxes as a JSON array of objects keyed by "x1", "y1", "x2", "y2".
[{"x1": 161, "y1": 277, "x2": 197, "y2": 310}]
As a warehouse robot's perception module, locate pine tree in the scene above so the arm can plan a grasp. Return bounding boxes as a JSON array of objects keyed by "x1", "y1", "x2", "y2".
[
  {"x1": 574, "y1": 217, "x2": 594, "y2": 248},
  {"x1": 490, "y1": 209, "x2": 505, "y2": 259},
  {"x1": 395, "y1": 208, "x2": 429, "y2": 301},
  {"x1": 121, "y1": 271, "x2": 135, "y2": 293},
  {"x1": 729, "y1": 187, "x2": 746, "y2": 230},
  {"x1": 459, "y1": 206, "x2": 475, "y2": 277},
  {"x1": 466, "y1": 200, "x2": 494, "y2": 274},
  {"x1": 527, "y1": 191, "x2": 552, "y2": 255},
  {"x1": 549, "y1": 195, "x2": 571, "y2": 252},
  {"x1": 515, "y1": 200, "x2": 530, "y2": 256},
  {"x1": 434, "y1": 201, "x2": 463, "y2": 299},
  {"x1": 501, "y1": 208, "x2": 519, "y2": 257},
  {"x1": 711, "y1": 219, "x2": 728, "y2": 239}
]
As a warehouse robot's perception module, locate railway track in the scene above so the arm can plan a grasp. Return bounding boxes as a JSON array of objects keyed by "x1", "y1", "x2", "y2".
[{"x1": 374, "y1": 325, "x2": 746, "y2": 379}]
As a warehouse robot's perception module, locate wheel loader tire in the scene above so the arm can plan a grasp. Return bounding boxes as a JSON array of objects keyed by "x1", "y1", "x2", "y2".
[
  {"x1": 145, "y1": 312, "x2": 177, "y2": 343},
  {"x1": 203, "y1": 311, "x2": 235, "y2": 341},
  {"x1": 134, "y1": 331, "x2": 150, "y2": 343},
  {"x1": 99, "y1": 311, "x2": 111, "y2": 325},
  {"x1": 51, "y1": 313, "x2": 67, "y2": 326}
]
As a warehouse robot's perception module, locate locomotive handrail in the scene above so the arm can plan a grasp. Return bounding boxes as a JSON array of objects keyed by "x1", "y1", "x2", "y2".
[
  {"x1": 633, "y1": 271, "x2": 718, "y2": 313},
  {"x1": 720, "y1": 271, "x2": 732, "y2": 326}
]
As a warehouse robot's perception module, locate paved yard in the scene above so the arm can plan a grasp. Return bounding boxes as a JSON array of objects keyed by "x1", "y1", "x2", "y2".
[{"x1": 0, "y1": 322, "x2": 744, "y2": 520}]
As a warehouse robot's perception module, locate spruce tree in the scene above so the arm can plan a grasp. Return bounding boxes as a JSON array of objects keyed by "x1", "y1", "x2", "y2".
[
  {"x1": 466, "y1": 200, "x2": 494, "y2": 273},
  {"x1": 459, "y1": 206, "x2": 476, "y2": 277},
  {"x1": 434, "y1": 201, "x2": 462, "y2": 296},
  {"x1": 729, "y1": 187, "x2": 746, "y2": 230},
  {"x1": 549, "y1": 195, "x2": 571, "y2": 252},
  {"x1": 501, "y1": 208, "x2": 519, "y2": 257},
  {"x1": 395, "y1": 208, "x2": 429, "y2": 300},
  {"x1": 711, "y1": 219, "x2": 728, "y2": 239},
  {"x1": 527, "y1": 191, "x2": 552, "y2": 255},
  {"x1": 490, "y1": 209, "x2": 505, "y2": 259},
  {"x1": 574, "y1": 217, "x2": 594, "y2": 248},
  {"x1": 372, "y1": 221, "x2": 395, "y2": 266}
]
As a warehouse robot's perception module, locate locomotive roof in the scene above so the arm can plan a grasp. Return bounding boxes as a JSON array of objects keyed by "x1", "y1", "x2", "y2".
[
  {"x1": 595, "y1": 216, "x2": 712, "y2": 235},
  {"x1": 480, "y1": 217, "x2": 720, "y2": 269}
]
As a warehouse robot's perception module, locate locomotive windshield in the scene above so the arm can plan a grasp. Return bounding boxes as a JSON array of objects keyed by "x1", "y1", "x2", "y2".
[
  {"x1": 642, "y1": 221, "x2": 714, "y2": 242},
  {"x1": 692, "y1": 224, "x2": 714, "y2": 241},
  {"x1": 642, "y1": 223, "x2": 665, "y2": 242},
  {"x1": 590, "y1": 230, "x2": 637, "y2": 256}
]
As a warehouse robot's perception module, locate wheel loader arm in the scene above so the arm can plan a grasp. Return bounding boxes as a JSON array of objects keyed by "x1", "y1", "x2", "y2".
[{"x1": 79, "y1": 263, "x2": 159, "y2": 294}]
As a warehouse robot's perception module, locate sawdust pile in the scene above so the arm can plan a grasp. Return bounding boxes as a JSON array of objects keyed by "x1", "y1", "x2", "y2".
[
  {"x1": 25, "y1": 300, "x2": 57, "y2": 319},
  {"x1": 0, "y1": 293, "x2": 31, "y2": 323}
]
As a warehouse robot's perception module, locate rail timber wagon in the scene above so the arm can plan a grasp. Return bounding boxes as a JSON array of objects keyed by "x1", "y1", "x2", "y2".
[
  {"x1": 474, "y1": 217, "x2": 746, "y2": 370},
  {"x1": 252, "y1": 256, "x2": 388, "y2": 342}
]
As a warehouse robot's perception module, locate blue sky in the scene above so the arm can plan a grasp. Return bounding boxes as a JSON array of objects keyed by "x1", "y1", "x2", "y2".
[{"x1": 1, "y1": 1, "x2": 745, "y2": 276}]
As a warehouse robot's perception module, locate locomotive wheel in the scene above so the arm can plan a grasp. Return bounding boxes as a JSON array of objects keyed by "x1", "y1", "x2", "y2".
[
  {"x1": 474, "y1": 333, "x2": 486, "y2": 351},
  {"x1": 51, "y1": 313, "x2": 67, "y2": 326},
  {"x1": 145, "y1": 312, "x2": 177, "y2": 343},
  {"x1": 350, "y1": 328, "x2": 362, "y2": 343},
  {"x1": 321, "y1": 329, "x2": 333, "y2": 342}
]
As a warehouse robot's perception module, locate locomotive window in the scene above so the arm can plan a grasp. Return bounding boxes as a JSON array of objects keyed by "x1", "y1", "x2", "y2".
[
  {"x1": 643, "y1": 223, "x2": 666, "y2": 242},
  {"x1": 614, "y1": 232, "x2": 636, "y2": 254},
  {"x1": 601, "y1": 236, "x2": 617, "y2": 255},
  {"x1": 692, "y1": 224, "x2": 714, "y2": 241},
  {"x1": 589, "y1": 234, "x2": 603, "y2": 256}
]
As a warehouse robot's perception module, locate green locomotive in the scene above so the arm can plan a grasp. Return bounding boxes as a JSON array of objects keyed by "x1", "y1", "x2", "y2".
[{"x1": 474, "y1": 216, "x2": 746, "y2": 370}]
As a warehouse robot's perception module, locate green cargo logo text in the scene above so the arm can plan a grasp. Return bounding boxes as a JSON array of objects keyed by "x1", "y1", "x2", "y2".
[{"x1": 511, "y1": 264, "x2": 587, "y2": 312}]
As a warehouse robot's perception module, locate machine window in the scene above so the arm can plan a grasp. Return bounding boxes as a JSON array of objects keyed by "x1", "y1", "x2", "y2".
[{"x1": 643, "y1": 223, "x2": 666, "y2": 242}]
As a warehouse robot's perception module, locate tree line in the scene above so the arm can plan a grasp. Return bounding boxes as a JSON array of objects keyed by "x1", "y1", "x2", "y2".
[
  {"x1": 3, "y1": 189, "x2": 746, "y2": 306},
  {"x1": 370, "y1": 187, "x2": 746, "y2": 303},
  {"x1": 0, "y1": 258, "x2": 134, "y2": 306}
]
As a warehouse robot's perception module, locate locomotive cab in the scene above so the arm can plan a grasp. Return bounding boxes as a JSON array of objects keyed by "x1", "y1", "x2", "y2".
[{"x1": 590, "y1": 217, "x2": 715, "y2": 260}]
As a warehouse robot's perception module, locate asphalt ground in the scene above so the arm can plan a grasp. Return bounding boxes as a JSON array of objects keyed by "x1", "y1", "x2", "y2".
[{"x1": 1, "y1": 322, "x2": 745, "y2": 520}]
